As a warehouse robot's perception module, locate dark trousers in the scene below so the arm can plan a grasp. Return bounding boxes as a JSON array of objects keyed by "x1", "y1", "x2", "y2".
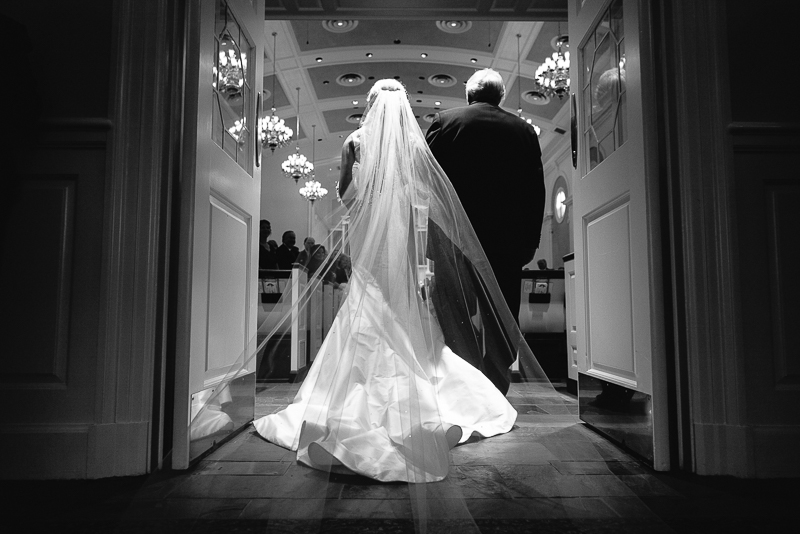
[{"x1": 427, "y1": 224, "x2": 521, "y2": 395}]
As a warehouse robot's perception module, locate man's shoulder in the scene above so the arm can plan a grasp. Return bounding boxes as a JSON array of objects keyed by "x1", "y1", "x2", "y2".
[{"x1": 436, "y1": 105, "x2": 471, "y2": 122}]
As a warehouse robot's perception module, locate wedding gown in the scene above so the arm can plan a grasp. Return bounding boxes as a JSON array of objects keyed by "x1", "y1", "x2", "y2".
[
  {"x1": 250, "y1": 80, "x2": 539, "y2": 483},
  {"x1": 253, "y1": 161, "x2": 517, "y2": 483}
]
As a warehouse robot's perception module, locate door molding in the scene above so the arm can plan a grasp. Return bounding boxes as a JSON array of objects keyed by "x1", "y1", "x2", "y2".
[
  {"x1": 656, "y1": 0, "x2": 748, "y2": 475},
  {"x1": 92, "y1": 0, "x2": 183, "y2": 477}
]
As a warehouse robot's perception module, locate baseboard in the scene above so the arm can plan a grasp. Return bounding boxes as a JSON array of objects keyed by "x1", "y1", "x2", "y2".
[
  {"x1": 0, "y1": 424, "x2": 90, "y2": 479},
  {"x1": 694, "y1": 422, "x2": 800, "y2": 477},
  {"x1": 750, "y1": 425, "x2": 800, "y2": 478},
  {"x1": 693, "y1": 422, "x2": 750, "y2": 477}
]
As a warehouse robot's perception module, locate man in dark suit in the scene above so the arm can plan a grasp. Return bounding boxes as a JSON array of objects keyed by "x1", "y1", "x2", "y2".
[
  {"x1": 259, "y1": 219, "x2": 278, "y2": 270},
  {"x1": 425, "y1": 68, "x2": 545, "y2": 394},
  {"x1": 275, "y1": 230, "x2": 299, "y2": 269}
]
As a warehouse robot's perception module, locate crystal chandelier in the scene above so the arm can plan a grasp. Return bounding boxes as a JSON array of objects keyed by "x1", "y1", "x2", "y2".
[
  {"x1": 260, "y1": 32, "x2": 292, "y2": 153},
  {"x1": 216, "y1": 45, "x2": 245, "y2": 97},
  {"x1": 299, "y1": 125, "x2": 328, "y2": 203},
  {"x1": 299, "y1": 180, "x2": 328, "y2": 203},
  {"x1": 282, "y1": 87, "x2": 313, "y2": 183},
  {"x1": 535, "y1": 30, "x2": 570, "y2": 100}
]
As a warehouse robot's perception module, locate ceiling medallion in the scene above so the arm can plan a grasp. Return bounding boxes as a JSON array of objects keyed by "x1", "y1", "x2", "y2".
[
  {"x1": 436, "y1": 21, "x2": 472, "y2": 34},
  {"x1": 346, "y1": 113, "x2": 363, "y2": 124},
  {"x1": 322, "y1": 20, "x2": 359, "y2": 33},
  {"x1": 523, "y1": 89, "x2": 551, "y2": 106},
  {"x1": 337, "y1": 73, "x2": 365, "y2": 86},
  {"x1": 427, "y1": 73, "x2": 456, "y2": 88}
]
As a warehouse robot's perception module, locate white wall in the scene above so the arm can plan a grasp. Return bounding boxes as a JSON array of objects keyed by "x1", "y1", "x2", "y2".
[{"x1": 529, "y1": 136, "x2": 573, "y2": 270}]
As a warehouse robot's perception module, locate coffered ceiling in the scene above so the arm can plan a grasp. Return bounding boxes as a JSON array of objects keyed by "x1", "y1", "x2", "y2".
[{"x1": 261, "y1": 3, "x2": 570, "y2": 171}]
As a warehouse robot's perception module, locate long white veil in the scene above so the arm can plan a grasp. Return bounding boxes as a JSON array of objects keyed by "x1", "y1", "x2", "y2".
[{"x1": 187, "y1": 79, "x2": 561, "y2": 529}]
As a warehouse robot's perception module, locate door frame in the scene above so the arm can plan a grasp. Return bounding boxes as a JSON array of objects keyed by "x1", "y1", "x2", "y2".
[{"x1": 152, "y1": 0, "x2": 738, "y2": 474}]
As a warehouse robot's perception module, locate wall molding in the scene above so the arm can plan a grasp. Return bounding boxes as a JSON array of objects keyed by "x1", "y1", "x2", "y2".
[
  {"x1": 659, "y1": 0, "x2": 749, "y2": 473},
  {"x1": 92, "y1": 0, "x2": 178, "y2": 477}
]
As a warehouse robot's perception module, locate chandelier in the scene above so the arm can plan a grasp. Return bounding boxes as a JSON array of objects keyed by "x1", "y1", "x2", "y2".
[
  {"x1": 216, "y1": 47, "x2": 245, "y2": 97},
  {"x1": 299, "y1": 180, "x2": 328, "y2": 203},
  {"x1": 299, "y1": 125, "x2": 327, "y2": 203},
  {"x1": 260, "y1": 32, "x2": 292, "y2": 153},
  {"x1": 282, "y1": 87, "x2": 313, "y2": 183},
  {"x1": 535, "y1": 32, "x2": 570, "y2": 100}
]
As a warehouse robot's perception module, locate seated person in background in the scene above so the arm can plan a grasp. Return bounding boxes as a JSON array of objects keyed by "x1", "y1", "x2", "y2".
[
  {"x1": 259, "y1": 219, "x2": 278, "y2": 270},
  {"x1": 276, "y1": 231, "x2": 299, "y2": 269},
  {"x1": 295, "y1": 236, "x2": 316, "y2": 267},
  {"x1": 537, "y1": 259, "x2": 548, "y2": 270},
  {"x1": 333, "y1": 253, "x2": 352, "y2": 285},
  {"x1": 304, "y1": 245, "x2": 337, "y2": 285}
]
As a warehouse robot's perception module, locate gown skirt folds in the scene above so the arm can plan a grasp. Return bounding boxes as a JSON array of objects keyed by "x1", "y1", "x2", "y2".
[{"x1": 253, "y1": 267, "x2": 517, "y2": 483}]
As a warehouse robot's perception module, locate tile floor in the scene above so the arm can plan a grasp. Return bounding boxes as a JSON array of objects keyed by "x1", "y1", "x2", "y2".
[{"x1": 5, "y1": 383, "x2": 798, "y2": 533}]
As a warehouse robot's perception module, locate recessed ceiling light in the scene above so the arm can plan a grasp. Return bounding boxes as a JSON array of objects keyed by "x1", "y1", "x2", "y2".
[
  {"x1": 366, "y1": 52, "x2": 373, "y2": 58},
  {"x1": 420, "y1": 53, "x2": 428, "y2": 58},
  {"x1": 434, "y1": 101, "x2": 441, "y2": 106},
  {"x1": 323, "y1": 80, "x2": 329, "y2": 84},
  {"x1": 336, "y1": 21, "x2": 345, "y2": 27},
  {"x1": 450, "y1": 22, "x2": 457, "y2": 27},
  {"x1": 316, "y1": 57, "x2": 322, "y2": 62},
  {"x1": 470, "y1": 58, "x2": 477, "y2": 63},
  {"x1": 352, "y1": 100, "x2": 358, "y2": 105},
  {"x1": 394, "y1": 39, "x2": 401, "y2": 44}
]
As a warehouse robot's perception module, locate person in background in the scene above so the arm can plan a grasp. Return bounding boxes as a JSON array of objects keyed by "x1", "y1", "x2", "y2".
[
  {"x1": 295, "y1": 236, "x2": 316, "y2": 267},
  {"x1": 304, "y1": 244, "x2": 336, "y2": 285},
  {"x1": 276, "y1": 231, "x2": 299, "y2": 269},
  {"x1": 537, "y1": 259, "x2": 548, "y2": 270},
  {"x1": 259, "y1": 219, "x2": 278, "y2": 270},
  {"x1": 333, "y1": 253, "x2": 352, "y2": 286}
]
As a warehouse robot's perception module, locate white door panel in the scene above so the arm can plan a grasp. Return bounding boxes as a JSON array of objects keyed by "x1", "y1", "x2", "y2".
[
  {"x1": 585, "y1": 199, "x2": 635, "y2": 383},
  {"x1": 175, "y1": 0, "x2": 264, "y2": 469},
  {"x1": 570, "y1": 0, "x2": 667, "y2": 468}
]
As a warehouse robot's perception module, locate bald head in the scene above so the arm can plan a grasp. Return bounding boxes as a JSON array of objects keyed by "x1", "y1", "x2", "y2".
[{"x1": 465, "y1": 69, "x2": 505, "y2": 106}]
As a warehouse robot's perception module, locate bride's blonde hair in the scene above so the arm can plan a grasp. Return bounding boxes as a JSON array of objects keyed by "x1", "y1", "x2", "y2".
[{"x1": 361, "y1": 79, "x2": 407, "y2": 125}]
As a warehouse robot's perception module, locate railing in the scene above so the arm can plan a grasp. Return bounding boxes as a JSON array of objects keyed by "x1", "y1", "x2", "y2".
[{"x1": 256, "y1": 267, "x2": 345, "y2": 380}]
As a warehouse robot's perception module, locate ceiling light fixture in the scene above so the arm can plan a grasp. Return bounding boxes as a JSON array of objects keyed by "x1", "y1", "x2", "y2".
[
  {"x1": 299, "y1": 124, "x2": 328, "y2": 206},
  {"x1": 282, "y1": 87, "x2": 313, "y2": 183},
  {"x1": 366, "y1": 52, "x2": 373, "y2": 58},
  {"x1": 535, "y1": 23, "x2": 570, "y2": 100},
  {"x1": 260, "y1": 32, "x2": 292, "y2": 153},
  {"x1": 420, "y1": 53, "x2": 428, "y2": 58}
]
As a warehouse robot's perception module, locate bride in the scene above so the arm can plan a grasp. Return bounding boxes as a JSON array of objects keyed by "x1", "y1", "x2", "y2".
[{"x1": 253, "y1": 79, "x2": 535, "y2": 483}]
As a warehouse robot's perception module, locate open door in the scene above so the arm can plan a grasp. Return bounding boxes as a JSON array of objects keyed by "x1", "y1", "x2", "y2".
[
  {"x1": 569, "y1": 0, "x2": 669, "y2": 469},
  {"x1": 173, "y1": 0, "x2": 265, "y2": 469}
]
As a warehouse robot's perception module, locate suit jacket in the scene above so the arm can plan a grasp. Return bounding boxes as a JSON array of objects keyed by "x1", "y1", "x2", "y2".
[
  {"x1": 425, "y1": 102, "x2": 546, "y2": 394},
  {"x1": 276, "y1": 244, "x2": 299, "y2": 270},
  {"x1": 425, "y1": 102, "x2": 545, "y2": 265}
]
